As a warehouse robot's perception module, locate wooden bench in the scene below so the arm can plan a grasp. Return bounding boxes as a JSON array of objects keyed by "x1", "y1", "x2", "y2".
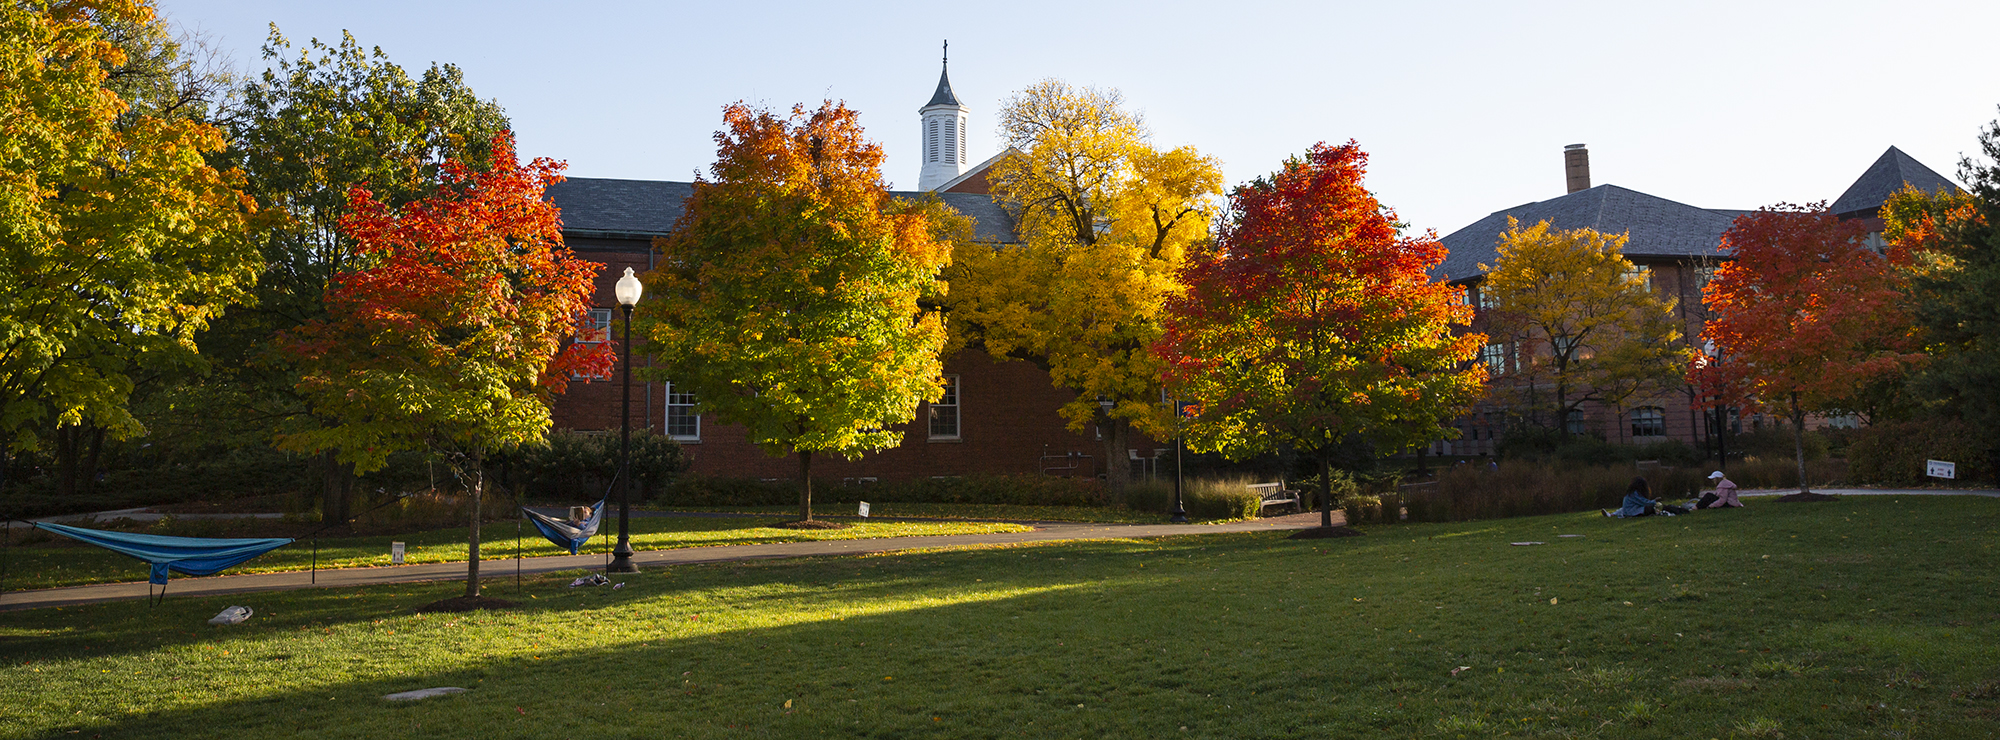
[{"x1": 1248, "y1": 482, "x2": 1301, "y2": 515}]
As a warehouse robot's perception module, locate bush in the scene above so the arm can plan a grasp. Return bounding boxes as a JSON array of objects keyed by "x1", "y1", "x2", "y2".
[
  {"x1": 655, "y1": 474, "x2": 1110, "y2": 510},
  {"x1": 1723, "y1": 457, "x2": 1846, "y2": 489},
  {"x1": 498, "y1": 429, "x2": 689, "y2": 503},
  {"x1": 1401, "y1": 461, "x2": 1711, "y2": 523},
  {"x1": 1734, "y1": 426, "x2": 1828, "y2": 463},
  {"x1": 1845, "y1": 419, "x2": 1991, "y2": 485}
]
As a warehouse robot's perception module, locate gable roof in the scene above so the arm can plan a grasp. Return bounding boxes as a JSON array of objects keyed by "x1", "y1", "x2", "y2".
[
  {"x1": 1435, "y1": 184, "x2": 1739, "y2": 281},
  {"x1": 546, "y1": 177, "x2": 1017, "y2": 244},
  {"x1": 1829, "y1": 146, "x2": 1962, "y2": 217}
]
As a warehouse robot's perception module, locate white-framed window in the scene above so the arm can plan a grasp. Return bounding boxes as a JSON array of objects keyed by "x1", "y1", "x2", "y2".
[
  {"x1": 1631, "y1": 406, "x2": 1666, "y2": 438},
  {"x1": 1623, "y1": 265, "x2": 1652, "y2": 291},
  {"x1": 943, "y1": 118, "x2": 958, "y2": 164},
  {"x1": 1564, "y1": 408, "x2": 1587, "y2": 436},
  {"x1": 665, "y1": 382, "x2": 699, "y2": 442},
  {"x1": 1481, "y1": 343, "x2": 1508, "y2": 374},
  {"x1": 928, "y1": 375, "x2": 960, "y2": 440},
  {"x1": 1474, "y1": 283, "x2": 1496, "y2": 309},
  {"x1": 572, "y1": 308, "x2": 613, "y2": 379}
]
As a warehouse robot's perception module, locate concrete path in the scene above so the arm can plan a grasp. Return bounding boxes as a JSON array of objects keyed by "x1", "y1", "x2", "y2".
[
  {"x1": 0, "y1": 512, "x2": 1329, "y2": 612},
  {"x1": 1736, "y1": 487, "x2": 2000, "y2": 497}
]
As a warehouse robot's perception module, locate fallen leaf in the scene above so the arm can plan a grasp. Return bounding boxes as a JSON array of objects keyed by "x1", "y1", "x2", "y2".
[
  {"x1": 1549, "y1": 597, "x2": 1559, "y2": 605},
  {"x1": 783, "y1": 699, "x2": 792, "y2": 709}
]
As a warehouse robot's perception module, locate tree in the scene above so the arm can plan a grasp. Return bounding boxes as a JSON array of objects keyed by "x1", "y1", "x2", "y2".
[
  {"x1": 1479, "y1": 219, "x2": 1691, "y2": 435},
  {"x1": 1158, "y1": 142, "x2": 1486, "y2": 530},
  {"x1": 207, "y1": 26, "x2": 510, "y2": 521},
  {"x1": 638, "y1": 102, "x2": 954, "y2": 524},
  {"x1": 1694, "y1": 203, "x2": 1923, "y2": 494},
  {"x1": 947, "y1": 80, "x2": 1222, "y2": 492},
  {"x1": 278, "y1": 133, "x2": 606, "y2": 597},
  {"x1": 0, "y1": 0, "x2": 258, "y2": 491}
]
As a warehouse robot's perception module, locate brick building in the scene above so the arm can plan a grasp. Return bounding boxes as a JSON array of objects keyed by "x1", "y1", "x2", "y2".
[
  {"x1": 543, "y1": 59, "x2": 1161, "y2": 482},
  {"x1": 1433, "y1": 144, "x2": 1960, "y2": 456}
]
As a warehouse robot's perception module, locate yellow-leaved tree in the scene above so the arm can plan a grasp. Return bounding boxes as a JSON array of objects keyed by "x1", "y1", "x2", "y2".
[
  {"x1": 1479, "y1": 218, "x2": 1691, "y2": 435},
  {"x1": 946, "y1": 80, "x2": 1222, "y2": 492}
]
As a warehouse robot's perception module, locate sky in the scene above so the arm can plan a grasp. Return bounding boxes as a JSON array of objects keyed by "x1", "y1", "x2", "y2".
[{"x1": 157, "y1": 0, "x2": 1999, "y2": 237}]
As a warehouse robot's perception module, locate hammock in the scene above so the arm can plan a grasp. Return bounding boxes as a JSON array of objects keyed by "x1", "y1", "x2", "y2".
[
  {"x1": 31, "y1": 521, "x2": 293, "y2": 585},
  {"x1": 520, "y1": 499, "x2": 606, "y2": 555}
]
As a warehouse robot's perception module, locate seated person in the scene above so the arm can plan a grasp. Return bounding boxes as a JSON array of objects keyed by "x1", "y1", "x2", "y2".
[
  {"x1": 1696, "y1": 471, "x2": 1742, "y2": 509},
  {"x1": 1605, "y1": 477, "x2": 1686, "y2": 517}
]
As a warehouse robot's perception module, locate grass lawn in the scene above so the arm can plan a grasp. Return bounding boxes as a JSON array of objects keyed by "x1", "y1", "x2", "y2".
[
  {"x1": 2, "y1": 517, "x2": 1031, "y2": 591},
  {"x1": 662, "y1": 502, "x2": 1172, "y2": 524},
  {"x1": 3, "y1": 495, "x2": 1997, "y2": 738}
]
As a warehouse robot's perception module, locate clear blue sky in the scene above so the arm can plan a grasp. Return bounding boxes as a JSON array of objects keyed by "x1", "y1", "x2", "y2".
[{"x1": 160, "y1": 0, "x2": 1998, "y2": 237}]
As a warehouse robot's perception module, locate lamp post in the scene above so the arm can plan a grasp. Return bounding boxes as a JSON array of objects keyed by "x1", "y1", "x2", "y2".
[
  {"x1": 608, "y1": 267, "x2": 643, "y2": 574},
  {"x1": 1170, "y1": 397, "x2": 1188, "y2": 523}
]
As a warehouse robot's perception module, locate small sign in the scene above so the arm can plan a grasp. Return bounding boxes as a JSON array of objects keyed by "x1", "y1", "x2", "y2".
[
  {"x1": 1178, "y1": 402, "x2": 1199, "y2": 419},
  {"x1": 391, "y1": 542, "x2": 405, "y2": 564},
  {"x1": 857, "y1": 502, "x2": 871, "y2": 518},
  {"x1": 1927, "y1": 459, "x2": 1956, "y2": 479}
]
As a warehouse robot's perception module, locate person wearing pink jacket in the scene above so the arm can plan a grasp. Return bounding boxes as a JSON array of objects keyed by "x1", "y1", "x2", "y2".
[{"x1": 1697, "y1": 471, "x2": 1742, "y2": 509}]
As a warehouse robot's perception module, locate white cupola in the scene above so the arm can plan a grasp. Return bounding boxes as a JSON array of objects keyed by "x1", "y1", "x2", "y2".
[{"x1": 917, "y1": 42, "x2": 968, "y2": 191}]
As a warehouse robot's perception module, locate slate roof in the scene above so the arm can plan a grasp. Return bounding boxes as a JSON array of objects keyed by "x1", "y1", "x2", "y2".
[
  {"x1": 545, "y1": 177, "x2": 1017, "y2": 244},
  {"x1": 923, "y1": 67, "x2": 961, "y2": 109},
  {"x1": 1435, "y1": 184, "x2": 1739, "y2": 282},
  {"x1": 1829, "y1": 146, "x2": 1961, "y2": 216}
]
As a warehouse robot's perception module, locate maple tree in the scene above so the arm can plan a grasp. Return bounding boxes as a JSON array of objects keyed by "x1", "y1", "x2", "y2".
[
  {"x1": 947, "y1": 80, "x2": 1222, "y2": 492},
  {"x1": 0, "y1": 0, "x2": 257, "y2": 489},
  {"x1": 1159, "y1": 142, "x2": 1486, "y2": 530},
  {"x1": 639, "y1": 101, "x2": 954, "y2": 524},
  {"x1": 279, "y1": 133, "x2": 607, "y2": 597},
  {"x1": 1478, "y1": 219, "x2": 1691, "y2": 436},
  {"x1": 1693, "y1": 203, "x2": 1923, "y2": 493},
  {"x1": 205, "y1": 26, "x2": 511, "y2": 520}
]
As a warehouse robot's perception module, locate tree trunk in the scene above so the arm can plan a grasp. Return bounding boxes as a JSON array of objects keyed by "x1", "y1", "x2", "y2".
[
  {"x1": 465, "y1": 456, "x2": 483, "y2": 599},
  {"x1": 1099, "y1": 414, "x2": 1130, "y2": 494},
  {"x1": 80, "y1": 426, "x2": 104, "y2": 498},
  {"x1": 798, "y1": 450, "x2": 814, "y2": 523},
  {"x1": 1318, "y1": 454, "x2": 1335, "y2": 529},
  {"x1": 55, "y1": 426, "x2": 77, "y2": 499},
  {"x1": 1790, "y1": 392, "x2": 1809, "y2": 494}
]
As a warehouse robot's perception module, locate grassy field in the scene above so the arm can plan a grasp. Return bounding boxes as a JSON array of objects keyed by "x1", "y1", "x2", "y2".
[
  {"x1": 2, "y1": 516, "x2": 1031, "y2": 591},
  {"x1": 2, "y1": 496, "x2": 1996, "y2": 738},
  {"x1": 661, "y1": 502, "x2": 1172, "y2": 524}
]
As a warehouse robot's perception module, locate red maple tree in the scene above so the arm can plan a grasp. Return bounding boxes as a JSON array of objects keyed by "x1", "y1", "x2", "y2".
[
  {"x1": 1159, "y1": 141, "x2": 1485, "y2": 530},
  {"x1": 281, "y1": 131, "x2": 610, "y2": 596},
  {"x1": 1693, "y1": 203, "x2": 1922, "y2": 494}
]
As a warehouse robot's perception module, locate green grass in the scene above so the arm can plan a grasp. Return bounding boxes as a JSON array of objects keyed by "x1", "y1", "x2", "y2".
[
  {"x1": 2, "y1": 516, "x2": 1030, "y2": 591},
  {"x1": 3, "y1": 496, "x2": 1997, "y2": 738},
  {"x1": 660, "y1": 502, "x2": 1172, "y2": 524}
]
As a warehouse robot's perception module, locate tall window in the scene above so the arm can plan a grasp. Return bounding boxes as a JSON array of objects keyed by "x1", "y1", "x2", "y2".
[
  {"x1": 1631, "y1": 406, "x2": 1665, "y2": 437},
  {"x1": 1474, "y1": 283, "x2": 1496, "y2": 309},
  {"x1": 928, "y1": 375, "x2": 960, "y2": 439},
  {"x1": 572, "y1": 308, "x2": 613, "y2": 379},
  {"x1": 957, "y1": 116, "x2": 967, "y2": 163},
  {"x1": 1564, "y1": 408, "x2": 1586, "y2": 435},
  {"x1": 665, "y1": 382, "x2": 699, "y2": 441},
  {"x1": 943, "y1": 118, "x2": 957, "y2": 164},
  {"x1": 1481, "y1": 343, "x2": 1508, "y2": 374},
  {"x1": 1623, "y1": 264, "x2": 1652, "y2": 291},
  {"x1": 927, "y1": 119, "x2": 939, "y2": 162}
]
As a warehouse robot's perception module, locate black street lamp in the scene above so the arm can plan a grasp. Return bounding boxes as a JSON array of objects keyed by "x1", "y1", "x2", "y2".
[
  {"x1": 1170, "y1": 397, "x2": 1188, "y2": 523},
  {"x1": 608, "y1": 267, "x2": 643, "y2": 574}
]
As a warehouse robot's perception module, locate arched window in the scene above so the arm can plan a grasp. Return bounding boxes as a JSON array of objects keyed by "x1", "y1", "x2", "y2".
[{"x1": 1631, "y1": 406, "x2": 1665, "y2": 438}]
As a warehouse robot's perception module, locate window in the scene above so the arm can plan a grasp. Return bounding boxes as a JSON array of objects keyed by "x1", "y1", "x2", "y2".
[
  {"x1": 957, "y1": 116, "x2": 967, "y2": 163},
  {"x1": 1564, "y1": 408, "x2": 1586, "y2": 435},
  {"x1": 665, "y1": 382, "x2": 699, "y2": 441},
  {"x1": 1631, "y1": 406, "x2": 1665, "y2": 437},
  {"x1": 1694, "y1": 264, "x2": 1720, "y2": 287},
  {"x1": 928, "y1": 375, "x2": 960, "y2": 439},
  {"x1": 927, "y1": 119, "x2": 939, "y2": 163},
  {"x1": 1623, "y1": 265, "x2": 1652, "y2": 291},
  {"x1": 1474, "y1": 283, "x2": 1496, "y2": 309},
  {"x1": 1481, "y1": 343, "x2": 1507, "y2": 374},
  {"x1": 572, "y1": 309, "x2": 613, "y2": 379},
  {"x1": 943, "y1": 118, "x2": 957, "y2": 164}
]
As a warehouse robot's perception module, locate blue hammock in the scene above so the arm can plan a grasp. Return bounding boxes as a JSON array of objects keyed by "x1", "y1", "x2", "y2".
[
  {"x1": 521, "y1": 499, "x2": 606, "y2": 555},
  {"x1": 32, "y1": 521, "x2": 294, "y2": 585}
]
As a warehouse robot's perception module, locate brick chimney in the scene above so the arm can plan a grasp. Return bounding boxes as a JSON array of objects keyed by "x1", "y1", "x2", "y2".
[{"x1": 1564, "y1": 144, "x2": 1591, "y2": 194}]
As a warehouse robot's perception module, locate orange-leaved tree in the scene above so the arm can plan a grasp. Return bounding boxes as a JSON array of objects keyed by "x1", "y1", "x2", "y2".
[
  {"x1": 1159, "y1": 142, "x2": 1486, "y2": 531},
  {"x1": 1693, "y1": 203, "x2": 1922, "y2": 494},
  {"x1": 639, "y1": 102, "x2": 953, "y2": 524},
  {"x1": 279, "y1": 132, "x2": 609, "y2": 598}
]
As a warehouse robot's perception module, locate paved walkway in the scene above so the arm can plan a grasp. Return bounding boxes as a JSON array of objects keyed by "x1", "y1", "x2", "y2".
[
  {"x1": 1736, "y1": 487, "x2": 2000, "y2": 497},
  {"x1": 0, "y1": 512, "x2": 1330, "y2": 612}
]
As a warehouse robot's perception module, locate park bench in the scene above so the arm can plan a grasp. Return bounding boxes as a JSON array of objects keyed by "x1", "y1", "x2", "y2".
[{"x1": 1248, "y1": 482, "x2": 1302, "y2": 515}]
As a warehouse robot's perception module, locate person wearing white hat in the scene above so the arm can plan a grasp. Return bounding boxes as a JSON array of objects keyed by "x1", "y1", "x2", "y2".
[{"x1": 1696, "y1": 470, "x2": 1742, "y2": 509}]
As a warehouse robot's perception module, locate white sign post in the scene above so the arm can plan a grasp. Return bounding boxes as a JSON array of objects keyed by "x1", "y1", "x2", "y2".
[
  {"x1": 1927, "y1": 460, "x2": 1956, "y2": 480},
  {"x1": 857, "y1": 501, "x2": 871, "y2": 518},
  {"x1": 391, "y1": 541, "x2": 405, "y2": 564}
]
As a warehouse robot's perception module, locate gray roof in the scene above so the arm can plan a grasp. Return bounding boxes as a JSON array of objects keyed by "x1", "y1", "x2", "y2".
[
  {"x1": 1435, "y1": 184, "x2": 1739, "y2": 281},
  {"x1": 1829, "y1": 146, "x2": 1961, "y2": 216},
  {"x1": 923, "y1": 66, "x2": 961, "y2": 109},
  {"x1": 546, "y1": 177, "x2": 1016, "y2": 244}
]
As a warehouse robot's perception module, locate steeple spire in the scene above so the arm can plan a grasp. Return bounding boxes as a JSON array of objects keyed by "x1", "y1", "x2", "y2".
[
  {"x1": 917, "y1": 42, "x2": 969, "y2": 190},
  {"x1": 925, "y1": 41, "x2": 961, "y2": 109}
]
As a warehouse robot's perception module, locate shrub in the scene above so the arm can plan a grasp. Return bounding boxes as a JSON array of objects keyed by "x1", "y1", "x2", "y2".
[
  {"x1": 1402, "y1": 461, "x2": 1711, "y2": 523},
  {"x1": 1845, "y1": 419, "x2": 1991, "y2": 485},
  {"x1": 1726, "y1": 457, "x2": 1846, "y2": 490},
  {"x1": 1180, "y1": 477, "x2": 1263, "y2": 521},
  {"x1": 1734, "y1": 425, "x2": 1827, "y2": 463},
  {"x1": 655, "y1": 474, "x2": 1109, "y2": 510},
  {"x1": 498, "y1": 429, "x2": 689, "y2": 503}
]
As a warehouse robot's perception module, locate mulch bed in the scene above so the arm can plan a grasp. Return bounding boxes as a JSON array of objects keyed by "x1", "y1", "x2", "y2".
[
  {"x1": 414, "y1": 596, "x2": 518, "y2": 613},
  {"x1": 1289, "y1": 525, "x2": 1365, "y2": 540},
  {"x1": 1775, "y1": 492, "x2": 1840, "y2": 503},
  {"x1": 776, "y1": 519, "x2": 851, "y2": 530}
]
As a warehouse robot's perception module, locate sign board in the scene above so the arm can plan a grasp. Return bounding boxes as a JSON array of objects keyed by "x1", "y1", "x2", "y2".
[
  {"x1": 1927, "y1": 459, "x2": 1956, "y2": 480},
  {"x1": 390, "y1": 542, "x2": 405, "y2": 564},
  {"x1": 857, "y1": 501, "x2": 871, "y2": 518},
  {"x1": 1178, "y1": 402, "x2": 1198, "y2": 419}
]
